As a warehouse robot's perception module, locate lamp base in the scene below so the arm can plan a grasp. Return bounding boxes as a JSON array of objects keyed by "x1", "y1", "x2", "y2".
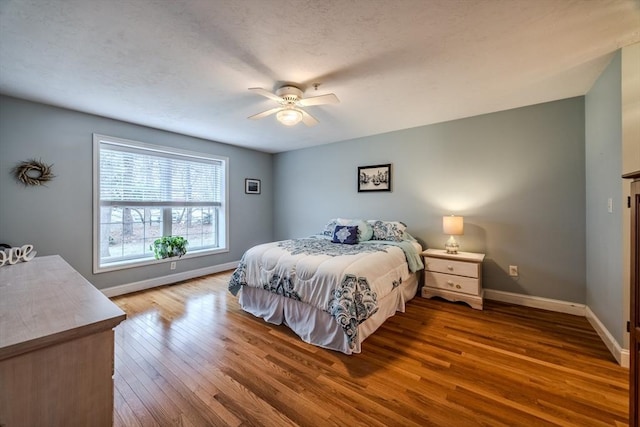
[{"x1": 445, "y1": 235, "x2": 459, "y2": 254}]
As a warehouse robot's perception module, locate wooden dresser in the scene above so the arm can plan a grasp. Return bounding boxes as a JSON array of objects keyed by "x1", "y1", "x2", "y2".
[{"x1": 0, "y1": 255, "x2": 126, "y2": 427}]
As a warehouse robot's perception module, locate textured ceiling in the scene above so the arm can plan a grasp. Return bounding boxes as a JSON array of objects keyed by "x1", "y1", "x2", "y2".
[{"x1": 1, "y1": 0, "x2": 639, "y2": 153}]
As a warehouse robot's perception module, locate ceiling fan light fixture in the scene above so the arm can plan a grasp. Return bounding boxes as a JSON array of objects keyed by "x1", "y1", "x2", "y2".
[
  {"x1": 276, "y1": 108, "x2": 303, "y2": 126},
  {"x1": 249, "y1": 84, "x2": 338, "y2": 127}
]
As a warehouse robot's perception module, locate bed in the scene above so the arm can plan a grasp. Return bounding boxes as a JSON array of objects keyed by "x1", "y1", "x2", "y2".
[{"x1": 228, "y1": 219, "x2": 424, "y2": 354}]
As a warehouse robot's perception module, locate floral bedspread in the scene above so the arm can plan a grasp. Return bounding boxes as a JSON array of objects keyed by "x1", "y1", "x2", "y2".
[{"x1": 228, "y1": 237, "x2": 414, "y2": 351}]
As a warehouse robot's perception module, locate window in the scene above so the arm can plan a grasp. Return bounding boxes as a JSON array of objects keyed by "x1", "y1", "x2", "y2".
[{"x1": 93, "y1": 134, "x2": 228, "y2": 272}]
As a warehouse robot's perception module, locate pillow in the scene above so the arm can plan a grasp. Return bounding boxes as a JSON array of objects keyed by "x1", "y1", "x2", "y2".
[
  {"x1": 331, "y1": 225, "x2": 359, "y2": 244},
  {"x1": 322, "y1": 219, "x2": 339, "y2": 237},
  {"x1": 337, "y1": 218, "x2": 373, "y2": 242},
  {"x1": 367, "y1": 220, "x2": 407, "y2": 242}
]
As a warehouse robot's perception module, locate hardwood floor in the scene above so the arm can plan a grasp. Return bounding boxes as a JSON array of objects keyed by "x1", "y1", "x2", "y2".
[{"x1": 111, "y1": 271, "x2": 628, "y2": 426}]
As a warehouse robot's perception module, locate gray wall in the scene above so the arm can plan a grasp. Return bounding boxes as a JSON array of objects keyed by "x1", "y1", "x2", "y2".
[
  {"x1": 274, "y1": 97, "x2": 586, "y2": 303},
  {"x1": 585, "y1": 52, "x2": 624, "y2": 344},
  {"x1": 0, "y1": 95, "x2": 274, "y2": 289}
]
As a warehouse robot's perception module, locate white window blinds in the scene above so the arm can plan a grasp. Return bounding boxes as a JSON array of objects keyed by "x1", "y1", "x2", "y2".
[{"x1": 98, "y1": 138, "x2": 224, "y2": 207}]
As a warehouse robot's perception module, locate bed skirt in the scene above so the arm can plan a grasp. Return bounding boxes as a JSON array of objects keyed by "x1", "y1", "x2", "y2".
[{"x1": 238, "y1": 273, "x2": 418, "y2": 354}]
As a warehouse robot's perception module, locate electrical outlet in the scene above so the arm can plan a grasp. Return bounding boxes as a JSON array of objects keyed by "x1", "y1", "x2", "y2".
[
  {"x1": 509, "y1": 265, "x2": 518, "y2": 277},
  {"x1": 170, "y1": 261, "x2": 176, "y2": 270}
]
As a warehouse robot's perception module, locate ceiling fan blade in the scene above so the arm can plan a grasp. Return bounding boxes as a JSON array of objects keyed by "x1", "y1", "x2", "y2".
[
  {"x1": 248, "y1": 107, "x2": 282, "y2": 120},
  {"x1": 301, "y1": 110, "x2": 319, "y2": 127},
  {"x1": 248, "y1": 87, "x2": 283, "y2": 103},
  {"x1": 298, "y1": 93, "x2": 340, "y2": 107}
]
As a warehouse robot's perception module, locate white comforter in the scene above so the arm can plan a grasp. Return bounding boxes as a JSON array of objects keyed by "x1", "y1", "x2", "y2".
[{"x1": 228, "y1": 236, "x2": 416, "y2": 351}]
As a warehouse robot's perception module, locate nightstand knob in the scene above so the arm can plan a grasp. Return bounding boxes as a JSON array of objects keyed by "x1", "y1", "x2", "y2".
[
  {"x1": 456, "y1": 284, "x2": 461, "y2": 289},
  {"x1": 447, "y1": 265, "x2": 454, "y2": 271},
  {"x1": 447, "y1": 280, "x2": 454, "y2": 286}
]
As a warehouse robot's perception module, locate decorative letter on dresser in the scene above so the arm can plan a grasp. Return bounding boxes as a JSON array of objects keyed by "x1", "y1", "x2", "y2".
[
  {"x1": 0, "y1": 255, "x2": 126, "y2": 427},
  {"x1": 624, "y1": 171, "x2": 640, "y2": 427},
  {"x1": 421, "y1": 248, "x2": 485, "y2": 310}
]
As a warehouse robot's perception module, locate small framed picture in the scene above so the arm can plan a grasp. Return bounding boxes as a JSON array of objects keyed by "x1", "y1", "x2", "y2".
[
  {"x1": 245, "y1": 178, "x2": 261, "y2": 194},
  {"x1": 358, "y1": 164, "x2": 391, "y2": 192}
]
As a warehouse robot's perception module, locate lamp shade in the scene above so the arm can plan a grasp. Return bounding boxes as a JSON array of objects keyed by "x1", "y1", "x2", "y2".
[
  {"x1": 443, "y1": 215, "x2": 464, "y2": 235},
  {"x1": 276, "y1": 108, "x2": 303, "y2": 126}
]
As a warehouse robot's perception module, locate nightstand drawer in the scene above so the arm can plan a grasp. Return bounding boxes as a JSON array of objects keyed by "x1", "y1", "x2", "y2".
[
  {"x1": 425, "y1": 271, "x2": 480, "y2": 295},
  {"x1": 424, "y1": 256, "x2": 479, "y2": 278}
]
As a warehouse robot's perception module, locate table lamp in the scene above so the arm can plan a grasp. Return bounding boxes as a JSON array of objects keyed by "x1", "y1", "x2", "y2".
[{"x1": 443, "y1": 215, "x2": 464, "y2": 254}]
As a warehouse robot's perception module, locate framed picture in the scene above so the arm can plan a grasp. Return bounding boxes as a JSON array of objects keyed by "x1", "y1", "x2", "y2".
[
  {"x1": 245, "y1": 178, "x2": 261, "y2": 194},
  {"x1": 358, "y1": 164, "x2": 391, "y2": 192}
]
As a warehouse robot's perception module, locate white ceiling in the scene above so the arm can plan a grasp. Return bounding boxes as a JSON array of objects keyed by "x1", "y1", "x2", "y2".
[{"x1": 1, "y1": 0, "x2": 639, "y2": 153}]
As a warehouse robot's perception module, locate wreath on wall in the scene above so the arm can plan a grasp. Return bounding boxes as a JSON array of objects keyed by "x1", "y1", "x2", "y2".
[{"x1": 12, "y1": 159, "x2": 56, "y2": 186}]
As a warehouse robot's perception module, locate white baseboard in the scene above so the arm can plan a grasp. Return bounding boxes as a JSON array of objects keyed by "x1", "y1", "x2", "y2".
[
  {"x1": 484, "y1": 289, "x2": 628, "y2": 368},
  {"x1": 101, "y1": 260, "x2": 240, "y2": 298},
  {"x1": 621, "y1": 349, "x2": 630, "y2": 368},
  {"x1": 483, "y1": 289, "x2": 586, "y2": 316},
  {"x1": 585, "y1": 306, "x2": 630, "y2": 368}
]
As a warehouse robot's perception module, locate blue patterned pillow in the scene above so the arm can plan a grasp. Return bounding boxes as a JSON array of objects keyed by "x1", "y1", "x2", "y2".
[
  {"x1": 368, "y1": 220, "x2": 406, "y2": 242},
  {"x1": 323, "y1": 219, "x2": 339, "y2": 236},
  {"x1": 331, "y1": 225, "x2": 359, "y2": 244}
]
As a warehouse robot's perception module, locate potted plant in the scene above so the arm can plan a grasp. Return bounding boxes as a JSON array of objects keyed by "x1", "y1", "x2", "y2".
[{"x1": 150, "y1": 236, "x2": 188, "y2": 260}]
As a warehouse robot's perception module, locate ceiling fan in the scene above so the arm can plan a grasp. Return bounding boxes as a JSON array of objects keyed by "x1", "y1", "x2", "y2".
[{"x1": 247, "y1": 84, "x2": 339, "y2": 127}]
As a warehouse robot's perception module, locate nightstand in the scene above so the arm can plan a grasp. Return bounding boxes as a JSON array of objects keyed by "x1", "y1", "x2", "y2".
[{"x1": 421, "y1": 248, "x2": 485, "y2": 310}]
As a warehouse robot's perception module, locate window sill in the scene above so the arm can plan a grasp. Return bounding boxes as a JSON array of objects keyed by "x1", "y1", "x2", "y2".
[{"x1": 94, "y1": 246, "x2": 229, "y2": 274}]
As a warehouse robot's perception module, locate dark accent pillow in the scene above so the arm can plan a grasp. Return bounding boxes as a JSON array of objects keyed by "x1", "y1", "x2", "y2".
[{"x1": 331, "y1": 225, "x2": 358, "y2": 245}]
